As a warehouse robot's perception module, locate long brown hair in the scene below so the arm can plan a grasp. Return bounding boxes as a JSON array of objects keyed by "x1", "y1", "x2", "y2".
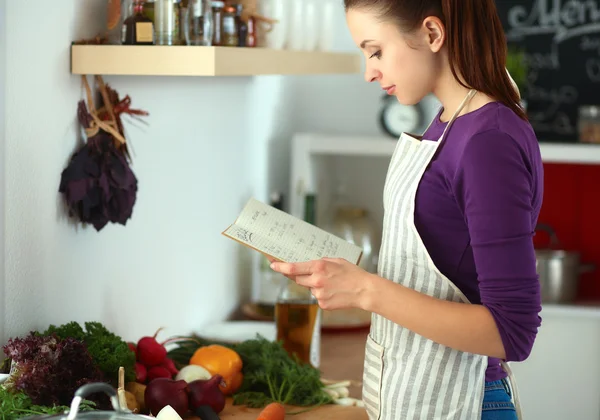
[{"x1": 344, "y1": 0, "x2": 527, "y2": 120}]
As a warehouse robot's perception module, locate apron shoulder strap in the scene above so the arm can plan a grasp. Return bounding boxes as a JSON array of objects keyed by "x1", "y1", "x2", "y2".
[{"x1": 438, "y1": 89, "x2": 477, "y2": 142}]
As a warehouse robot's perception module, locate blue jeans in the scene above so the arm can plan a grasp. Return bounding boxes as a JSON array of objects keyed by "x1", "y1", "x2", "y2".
[{"x1": 482, "y1": 378, "x2": 518, "y2": 419}]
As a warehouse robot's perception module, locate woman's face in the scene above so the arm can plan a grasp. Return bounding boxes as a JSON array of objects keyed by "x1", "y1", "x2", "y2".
[{"x1": 346, "y1": 8, "x2": 444, "y2": 105}]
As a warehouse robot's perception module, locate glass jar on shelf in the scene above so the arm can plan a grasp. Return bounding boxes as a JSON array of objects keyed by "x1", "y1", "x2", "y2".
[
  {"x1": 185, "y1": 0, "x2": 213, "y2": 45},
  {"x1": 211, "y1": 1, "x2": 225, "y2": 46},
  {"x1": 221, "y1": 5, "x2": 239, "y2": 46},
  {"x1": 579, "y1": 105, "x2": 600, "y2": 144}
]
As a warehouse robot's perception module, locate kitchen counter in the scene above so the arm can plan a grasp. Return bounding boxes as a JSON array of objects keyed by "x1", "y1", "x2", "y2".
[{"x1": 319, "y1": 329, "x2": 369, "y2": 399}]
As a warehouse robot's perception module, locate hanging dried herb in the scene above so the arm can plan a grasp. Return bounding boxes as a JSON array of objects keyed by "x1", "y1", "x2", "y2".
[{"x1": 59, "y1": 76, "x2": 148, "y2": 231}]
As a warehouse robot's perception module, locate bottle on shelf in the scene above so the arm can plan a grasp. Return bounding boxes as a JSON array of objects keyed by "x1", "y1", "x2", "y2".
[
  {"x1": 234, "y1": 4, "x2": 247, "y2": 47},
  {"x1": 123, "y1": 0, "x2": 155, "y2": 45},
  {"x1": 275, "y1": 278, "x2": 321, "y2": 368},
  {"x1": 211, "y1": 1, "x2": 225, "y2": 46},
  {"x1": 304, "y1": 193, "x2": 316, "y2": 225}
]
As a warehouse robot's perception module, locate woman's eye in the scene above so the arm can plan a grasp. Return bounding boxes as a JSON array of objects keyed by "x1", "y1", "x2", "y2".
[{"x1": 369, "y1": 50, "x2": 382, "y2": 59}]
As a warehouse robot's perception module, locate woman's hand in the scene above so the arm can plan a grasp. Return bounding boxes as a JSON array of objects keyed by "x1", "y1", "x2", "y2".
[{"x1": 269, "y1": 258, "x2": 373, "y2": 311}]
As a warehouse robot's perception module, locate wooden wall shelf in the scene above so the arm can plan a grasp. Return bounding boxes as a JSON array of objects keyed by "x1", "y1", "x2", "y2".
[{"x1": 70, "y1": 45, "x2": 362, "y2": 77}]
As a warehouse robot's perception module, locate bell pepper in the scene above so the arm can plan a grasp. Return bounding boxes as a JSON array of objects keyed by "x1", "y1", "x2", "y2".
[{"x1": 189, "y1": 345, "x2": 243, "y2": 395}]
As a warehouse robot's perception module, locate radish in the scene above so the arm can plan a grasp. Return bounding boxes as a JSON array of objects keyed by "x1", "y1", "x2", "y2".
[
  {"x1": 161, "y1": 358, "x2": 179, "y2": 376},
  {"x1": 128, "y1": 342, "x2": 137, "y2": 357},
  {"x1": 135, "y1": 362, "x2": 148, "y2": 383},
  {"x1": 148, "y1": 366, "x2": 173, "y2": 382},
  {"x1": 137, "y1": 328, "x2": 167, "y2": 366}
]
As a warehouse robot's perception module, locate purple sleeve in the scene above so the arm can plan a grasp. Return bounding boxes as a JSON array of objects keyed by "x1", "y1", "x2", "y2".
[{"x1": 452, "y1": 129, "x2": 542, "y2": 362}]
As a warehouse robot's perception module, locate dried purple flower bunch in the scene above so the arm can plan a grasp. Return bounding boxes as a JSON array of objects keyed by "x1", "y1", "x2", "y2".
[{"x1": 59, "y1": 76, "x2": 148, "y2": 231}]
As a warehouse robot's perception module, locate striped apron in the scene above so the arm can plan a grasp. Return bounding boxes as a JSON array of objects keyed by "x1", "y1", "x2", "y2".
[{"x1": 362, "y1": 89, "x2": 499, "y2": 419}]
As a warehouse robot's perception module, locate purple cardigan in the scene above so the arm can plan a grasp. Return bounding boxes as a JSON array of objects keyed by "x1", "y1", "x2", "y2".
[{"x1": 414, "y1": 101, "x2": 543, "y2": 382}]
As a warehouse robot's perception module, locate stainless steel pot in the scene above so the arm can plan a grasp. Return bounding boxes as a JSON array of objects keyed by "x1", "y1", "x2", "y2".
[
  {"x1": 535, "y1": 224, "x2": 595, "y2": 303},
  {"x1": 20, "y1": 383, "x2": 151, "y2": 420}
]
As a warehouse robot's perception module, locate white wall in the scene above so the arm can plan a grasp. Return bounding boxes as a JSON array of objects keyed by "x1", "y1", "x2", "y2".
[
  {"x1": 0, "y1": 0, "x2": 387, "y2": 347},
  {"x1": 0, "y1": 0, "x2": 6, "y2": 346},
  {"x1": 0, "y1": 0, "x2": 295, "y2": 344}
]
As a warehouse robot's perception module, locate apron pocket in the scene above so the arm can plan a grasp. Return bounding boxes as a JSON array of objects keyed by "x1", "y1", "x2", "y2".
[{"x1": 362, "y1": 334, "x2": 384, "y2": 420}]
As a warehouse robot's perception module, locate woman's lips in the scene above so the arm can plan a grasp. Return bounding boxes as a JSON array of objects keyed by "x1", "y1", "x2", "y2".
[{"x1": 383, "y1": 85, "x2": 396, "y2": 95}]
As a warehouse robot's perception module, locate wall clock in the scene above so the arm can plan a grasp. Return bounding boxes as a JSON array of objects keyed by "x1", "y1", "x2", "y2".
[{"x1": 379, "y1": 94, "x2": 424, "y2": 139}]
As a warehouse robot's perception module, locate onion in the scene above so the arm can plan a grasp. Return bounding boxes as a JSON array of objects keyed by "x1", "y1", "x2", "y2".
[
  {"x1": 187, "y1": 375, "x2": 226, "y2": 414},
  {"x1": 175, "y1": 365, "x2": 212, "y2": 383},
  {"x1": 144, "y1": 378, "x2": 189, "y2": 417}
]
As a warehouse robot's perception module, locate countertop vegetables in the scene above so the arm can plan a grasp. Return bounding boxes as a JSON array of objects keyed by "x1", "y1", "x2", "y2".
[
  {"x1": 187, "y1": 375, "x2": 226, "y2": 414},
  {"x1": 167, "y1": 336, "x2": 333, "y2": 409},
  {"x1": 131, "y1": 328, "x2": 180, "y2": 384},
  {"x1": 42, "y1": 321, "x2": 136, "y2": 387},
  {"x1": 144, "y1": 376, "x2": 226, "y2": 417},
  {"x1": 175, "y1": 365, "x2": 212, "y2": 383},
  {"x1": 2, "y1": 332, "x2": 105, "y2": 407},
  {"x1": 257, "y1": 402, "x2": 286, "y2": 420},
  {"x1": 145, "y1": 378, "x2": 190, "y2": 417},
  {"x1": 189, "y1": 345, "x2": 243, "y2": 395}
]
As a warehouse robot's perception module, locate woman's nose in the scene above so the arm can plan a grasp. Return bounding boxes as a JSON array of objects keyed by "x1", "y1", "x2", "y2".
[{"x1": 364, "y1": 66, "x2": 382, "y2": 83}]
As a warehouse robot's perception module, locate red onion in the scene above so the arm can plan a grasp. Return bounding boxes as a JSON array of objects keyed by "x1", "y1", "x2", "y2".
[
  {"x1": 144, "y1": 378, "x2": 189, "y2": 417},
  {"x1": 188, "y1": 375, "x2": 226, "y2": 414}
]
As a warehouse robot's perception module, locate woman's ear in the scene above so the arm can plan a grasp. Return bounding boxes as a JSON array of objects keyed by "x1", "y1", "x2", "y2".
[{"x1": 422, "y1": 16, "x2": 445, "y2": 53}]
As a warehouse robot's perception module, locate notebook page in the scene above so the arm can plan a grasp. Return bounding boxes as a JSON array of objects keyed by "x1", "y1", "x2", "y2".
[{"x1": 223, "y1": 198, "x2": 363, "y2": 264}]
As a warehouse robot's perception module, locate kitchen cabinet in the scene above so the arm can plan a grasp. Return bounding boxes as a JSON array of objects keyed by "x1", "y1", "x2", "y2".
[
  {"x1": 289, "y1": 132, "x2": 600, "y2": 419},
  {"x1": 70, "y1": 45, "x2": 361, "y2": 77}
]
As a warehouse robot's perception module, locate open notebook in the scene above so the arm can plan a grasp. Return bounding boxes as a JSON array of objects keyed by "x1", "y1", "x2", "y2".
[{"x1": 222, "y1": 198, "x2": 363, "y2": 265}]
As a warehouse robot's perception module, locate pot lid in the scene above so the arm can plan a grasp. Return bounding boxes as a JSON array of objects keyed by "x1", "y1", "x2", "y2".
[{"x1": 20, "y1": 383, "x2": 151, "y2": 420}]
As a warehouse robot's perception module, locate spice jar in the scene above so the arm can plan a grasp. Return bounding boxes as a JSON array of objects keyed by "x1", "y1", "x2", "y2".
[
  {"x1": 579, "y1": 105, "x2": 600, "y2": 144},
  {"x1": 222, "y1": 5, "x2": 239, "y2": 46},
  {"x1": 211, "y1": 1, "x2": 224, "y2": 46}
]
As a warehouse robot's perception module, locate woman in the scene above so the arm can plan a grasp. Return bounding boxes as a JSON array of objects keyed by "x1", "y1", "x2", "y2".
[{"x1": 270, "y1": 0, "x2": 543, "y2": 419}]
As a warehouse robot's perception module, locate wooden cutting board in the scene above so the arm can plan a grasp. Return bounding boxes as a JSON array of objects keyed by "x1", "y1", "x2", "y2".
[
  {"x1": 186, "y1": 399, "x2": 368, "y2": 419},
  {"x1": 216, "y1": 399, "x2": 369, "y2": 419}
]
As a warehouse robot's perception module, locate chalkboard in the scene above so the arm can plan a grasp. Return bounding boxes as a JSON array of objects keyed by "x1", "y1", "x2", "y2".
[{"x1": 496, "y1": 0, "x2": 600, "y2": 142}]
